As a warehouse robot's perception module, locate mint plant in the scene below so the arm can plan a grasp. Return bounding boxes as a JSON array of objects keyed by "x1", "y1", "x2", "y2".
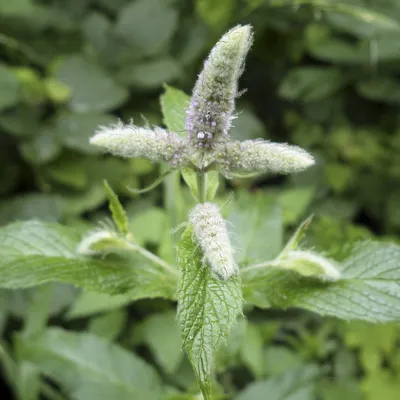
[{"x1": 1, "y1": 23, "x2": 400, "y2": 400}]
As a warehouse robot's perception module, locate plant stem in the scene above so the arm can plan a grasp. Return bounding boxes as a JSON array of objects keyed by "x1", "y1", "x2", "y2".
[
  {"x1": 197, "y1": 171, "x2": 207, "y2": 203},
  {"x1": 126, "y1": 241, "x2": 178, "y2": 277},
  {"x1": 241, "y1": 260, "x2": 276, "y2": 274}
]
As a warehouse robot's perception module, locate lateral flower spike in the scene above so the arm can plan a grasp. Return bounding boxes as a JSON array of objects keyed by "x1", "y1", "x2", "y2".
[
  {"x1": 277, "y1": 250, "x2": 341, "y2": 282},
  {"x1": 189, "y1": 203, "x2": 237, "y2": 280},
  {"x1": 219, "y1": 139, "x2": 315, "y2": 175},
  {"x1": 185, "y1": 25, "x2": 253, "y2": 150},
  {"x1": 77, "y1": 229, "x2": 128, "y2": 256},
  {"x1": 90, "y1": 123, "x2": 189, "y2": 168}
]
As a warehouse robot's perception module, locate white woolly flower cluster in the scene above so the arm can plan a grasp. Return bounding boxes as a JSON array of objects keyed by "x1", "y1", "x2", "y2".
[
  {"x1": 218, "y1": 139, "x2": 315, "y2": 175},
  {"x1": 189, "y1": 203, "x2": 237, "y2": 280},
  {"x1": 277, "y1": 250, "x2": 341, "y2": 282},
  {"x1": 77, "y1": 229, "x2": 123, "y2": 256},
  {"x1": 185, "y1": 25, "x2": 253, "y2": 150},
  {"x1": 90, "y1": 123, "x2": 189, "y2": 168}
]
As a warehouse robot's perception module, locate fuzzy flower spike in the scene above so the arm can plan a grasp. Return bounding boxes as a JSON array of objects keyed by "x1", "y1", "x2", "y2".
[
  {"x1": 90, "y1": 123, "x2": 189, "y2": 169},
  {"x1": 185, "y1": 25, "x2": 253, "y2": 151}
]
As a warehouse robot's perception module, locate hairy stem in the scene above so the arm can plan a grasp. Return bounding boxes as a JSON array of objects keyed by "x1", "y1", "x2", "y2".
[
  {"x1": 126, "y1": 241, "x2": 178, "y2": 277},
  {"x1": 197, "y1": 171, "x2": 207, "y2": 203},
  {"x1": 241, "y1": 260, "x2": 276, "y2": 274}
]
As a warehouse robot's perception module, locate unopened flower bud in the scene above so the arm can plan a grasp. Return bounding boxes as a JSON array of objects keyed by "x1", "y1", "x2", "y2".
[
  {"x1": 218, "y1": 139, "x2": 314, "y2": 175},
  {"x1": 185, "y1": 25, "x2": 253, "y2": 149},
  {"x1": 77, "y1": 229, "x2": 128, "y2": 256},
  {"x1": 276, "y1": 250, "x2": 341, "y2": 282},
  {"x1": 90, "y1": 123, "x2": 188, "y2": 168},
  {"x1": 189, "y1": 203, "x2": 237, "y2": 280}
]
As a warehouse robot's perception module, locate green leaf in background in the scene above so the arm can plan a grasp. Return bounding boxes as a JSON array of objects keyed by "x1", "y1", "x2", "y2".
[
  {"x1": 243, "y1": 240, "x2": 400, "y2": 322},
  {"x1": 276, "y1": 187, "x2": 315, "y2": 225},
  {"x1": 88, "y1": 309, "x2": 126, "y2": 340},
  {"x1": 160, "y1": 85, "x2": 190, "y2": 134},
  {"x1": 54, "y1": 111, "x2": 117, "y2": 154},
  {"x1": 279, "y1": 67, "x2": 345, "y2": 102},
  {"x1": 117, "y1": 58, "x2": 181, "y2": 90},
  {"x1": 115, "y1": 0, "x2": 178, "y2": 57},
  {"x1": 0, "y1": 194, "x2": 62, "y2": 225},
  {"x1": 0, "y1": 64, "x2": 20, "y2": 111},
  {"x1": 0, "y1": 221, "x2": 177, "y2": 300},
  {"x1": 228, "y1": 190, "x2": 283, "y2": 265},
  {"x1": 104, "y1": 180, "x2": 129, "y2": 236},
  {"x1": 177, "y1": 228, "x2": 243, "y2": 399},
  {"x1": 196, "y1": 0, "x2": 236, "y2": 30},
  {"x1": 19, "y1": 127, "x2": 62, "y2": 165},
  {"x1": 53, "y1": 56, "x2": 128, "y2": 112},
  {"x1": 357, "y1": 77, "x2": 400, "y2": 104},
  {"x1": 67, "y1": 291, "x2": 133, "y2": 319},
  {"x1": 235, "y1": 365, "x2": 318, "y2": 400},
  {"x1": 140, "y1": 311, "x2": 183, "y2": 375},
  {"x1": 18, "y1": 328, "x2": 163, "y2": 400}
]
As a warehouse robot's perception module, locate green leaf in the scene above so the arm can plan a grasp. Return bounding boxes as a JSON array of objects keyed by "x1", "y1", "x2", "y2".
[
  {"x1": 160, "y1": 85, "x2": 190, "y2": 134},
  {"x1": 268, "y1": 0, "x2": 400, "y2": 33},
  {"x1": 117, "y1": 58, "x2": 181, "y2": 89},
  {"x1": 0, "y1": 64, "x2": 20, "y2": 110},
  {"x1": 55, "y1": 111, "x2": 117, "y2": 154},
  {"x1": 228, "y1": 190, "x2": 283, "y2": 265},
  {"x1": 263, "y1": 347, "x2": 303, "y2": 376},
  {"x1": 177, "y1": 228, "x2": 243, "y2": 399},
  {"x1": 18, "y1": 328, "x2": 163, "y2": 400},
  {"x1": 357, "y1": 77, "x2": 400, "y2": 104},
  {"x1": 243, "y1": 240, "x2": 400, "y2": 322},
  {"x1": 19, "y1": 127, "x2": 61, "y2": 165},
  {"x1": 0, "y1": 194, "x2": 62, "y2": 225},
  {"x1": 104, "y1": 181, "x2": 129, "y2": 236},
  {"x1": 279, "y1": 67, "x2": 345, "y2": 102},
  {"x1": 88, "y1": 309, "x2": 126, "y2": 340},
  {"x1": 130, "y1": 207, "x2": 168, "y2": 246},
  {"x1": 141, "y1": 311, "x2": 183, "y2": 375},
  {"x1": 240, "y1": 323, "x2": 264, "y2": 378},
  {"x1": 235, "y1": 365, "x2": 318, "y2": 400},
  {"x1": 67, "y1": 291, "x2": 133, "y2": 319},
  {"x1": 0, "y1": 221, "x2": 177, "y2": 301},
  {"x1": 277, "y1": 187, "x2": 315, "y2": 225},
  {"x1": 196, "y1": 0, "x2": 236, "y2": 29},
  {"x1": 53, "y1": 56, "x2": 128, "y2": 112},
  {"x1": 115, "y1": 0, "x2": 178, "y2": 57}
]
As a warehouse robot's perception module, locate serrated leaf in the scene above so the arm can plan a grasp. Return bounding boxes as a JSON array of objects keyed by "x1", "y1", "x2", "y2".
[
  {"x1": 235, "y1": 365, "x2": 318, "y2": 400},
  {"x1": 243, "y1": 240, "x2": 400, "y2": 322},
  {"x1": 160, "y1": 85, "x2": 190, "y2": 134},
  {"x1": 228, "y1": 190, "x2": 283, "y2": 265},
  {"x1": 104, "y1": 181, "x2": 129, "y2": 236},
  {"x1": 177, "y1": 228, "x2": 243, "y2": 399},
  {"x1": 17, "y1": 328, "x2": 163, "y2": 400},
  {"x1": 0, "y1": 221, "x2": 177, "y2": 301}
]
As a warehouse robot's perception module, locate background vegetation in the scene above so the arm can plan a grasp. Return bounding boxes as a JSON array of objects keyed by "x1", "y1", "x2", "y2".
[{"x1": 0, "y1": 0, "x2": 400, "y2": 399}]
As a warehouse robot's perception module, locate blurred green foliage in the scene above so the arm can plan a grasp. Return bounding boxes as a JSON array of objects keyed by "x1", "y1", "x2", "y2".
[{"x1": 1, "y1": 0, "x2": 400, "y2": 399}]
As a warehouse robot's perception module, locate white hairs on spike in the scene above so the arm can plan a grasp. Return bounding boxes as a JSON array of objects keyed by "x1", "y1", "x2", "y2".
[{"x1": 189, "y1": 203, "x2": 237, "y2": 280}]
